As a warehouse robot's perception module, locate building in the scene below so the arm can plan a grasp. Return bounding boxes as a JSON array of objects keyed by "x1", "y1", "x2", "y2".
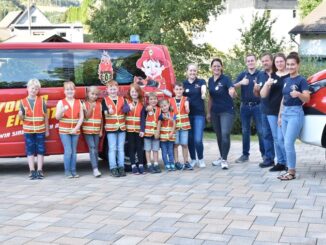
[
  {"x1": 0, "y1": 5, "x2": 83, "y2": 43},
  {"x1": 289, "y1": 1, "x2": 326, "y2": 57},
  {"x1": 195, "y1": 0, "x2": 298, "y2": 52}
]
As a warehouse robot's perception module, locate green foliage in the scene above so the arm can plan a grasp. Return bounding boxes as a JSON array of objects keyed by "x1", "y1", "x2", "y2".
[
  {"x1": 231, "y1": 11, "x2": 284, "y2": 61},
  {"x1": 64, "y1": 0, "x2": 95, "y2": 25},
  {"x1": 44, "y1": 11, "x2": 65, "y2": 24},
  {"x1": 298, "y1": 0, "x2": 323, "y2": 18},
  {"x1": 88, "y1": 0, "x2": 224, "y2": 81}
]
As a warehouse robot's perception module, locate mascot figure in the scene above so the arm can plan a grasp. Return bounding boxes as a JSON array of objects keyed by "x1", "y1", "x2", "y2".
[
  {"x1": 98, "y1": 51, "x2": 113, "y2": 85},
  {"x1": 135, "y1": 46, "x2": 172, "y2": 97}
]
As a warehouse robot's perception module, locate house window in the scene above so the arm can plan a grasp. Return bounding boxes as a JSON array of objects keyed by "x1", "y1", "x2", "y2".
[
  {"x1": 59, "y1": 32, "x2": 66, "y2": 37},
  {"x1": 31, "y1": 16, "x2": 37, "y2": 23},
  {"x1": 293, "y1": 10, "x2": 296, "y2": 18},
  {"x1": 266, "y1": 9, "x2": 271, "y2": 17}
]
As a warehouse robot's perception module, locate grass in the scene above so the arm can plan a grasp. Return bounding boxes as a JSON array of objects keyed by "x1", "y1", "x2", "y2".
[{"x1": 204, "y1": 131, "x2": 258, "y2": 141}]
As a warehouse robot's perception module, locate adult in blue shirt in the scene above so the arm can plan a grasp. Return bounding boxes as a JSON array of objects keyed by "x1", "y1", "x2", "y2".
[
  {"x1": 255, "y1": 53, "x2": 275, "y2": 168},
  {"x1": 278, "y1": 52, "x2": 310, "y2": 181},
  {"x1": 234, "y1": 54, "x2": 264, "y2": 163},
  {"x1": 207, "y1": 58, "x2": 236, "y2": 170},
  {"x1": 261, "y1": 53, "x2": 288, "y2": 172},
  {"x1": 183, "y1": 63, "x2": 206, "y2": 168}
]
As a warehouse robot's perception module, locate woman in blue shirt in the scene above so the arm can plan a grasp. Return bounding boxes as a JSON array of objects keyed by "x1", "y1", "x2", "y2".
[
  {"x1": 183, "y1": 63, "x2": 207, "y2": 168},
  {"x1": 207, "y1": 58, "x2": 236, "y2": 170},
  {"x1": 278, "y1": 52, "x2": 310, "y2": 180}
]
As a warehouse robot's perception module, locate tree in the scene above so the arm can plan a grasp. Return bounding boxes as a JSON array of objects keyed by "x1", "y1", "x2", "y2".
[
  {"x1": 230, "y1": 11, "x2": 284, "y2": 62},
  {"x1": 298, "y1": 0, "x2": 323, "y2": 18},
  {"x1": 88, "y1": 0, "x2": 224, "y2": 80}
]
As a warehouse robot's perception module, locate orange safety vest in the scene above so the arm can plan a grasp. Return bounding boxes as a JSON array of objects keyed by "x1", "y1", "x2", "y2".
[
  {"x1": 169, "y1": 96, "x2": 191, "y2": 130},
  {"x1": 125, "y1": 100, "x2": 143, "y2": 133},
  {"x1": 82, "y1": 101, "x2": 102, "y2": 134},
  {"x1": 160, "y1": 111, "x2": 176, "y2": 142},
  {"x1": 104, "y1": 96, "x2": 126, "y2": 132},
  {"x1": 59, "y1": 99, "x2": 82, "y2": 134},
  {"x1": 21, "y1": 96, "x2": 46, "y2": 134},
  {"x1": 144, "y1": 107, "x2": 161, "y2": 137}
]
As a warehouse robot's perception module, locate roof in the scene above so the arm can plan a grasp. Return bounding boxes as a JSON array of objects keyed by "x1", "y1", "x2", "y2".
[
  {"x1": 0, "y1": 11, "x2": 22, "y2": 28},
  {"x1": 1, "y1": 33, "x2": 70, "y2": 43},
  {"x1": 289, "y1": 1, "x2": 326, "y2": 35}
]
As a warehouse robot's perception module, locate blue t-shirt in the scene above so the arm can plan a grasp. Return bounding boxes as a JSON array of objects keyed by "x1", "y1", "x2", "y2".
[
  {"x1": 283, "y1": 75, "x2": 309, "y2": 106},
  {"x1": 235, "y1": 70, "x2": 260, "y2": 103},
  {"x1": 208, "y1": 74, "x2": 234, "y2": 114},
  {"x1": 183, "y1": 78, "x2": 206, "y2": 116}
]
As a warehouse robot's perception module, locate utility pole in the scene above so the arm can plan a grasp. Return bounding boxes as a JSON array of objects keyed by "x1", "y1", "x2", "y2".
[{"x1": 27, "y1": 0, "x2": 31, "y2": 36}]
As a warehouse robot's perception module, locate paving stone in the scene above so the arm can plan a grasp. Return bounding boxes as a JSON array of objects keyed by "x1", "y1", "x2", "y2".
[
  {"x1": 54, "y1": 236, "x2": 90, "y2": 244},
  {"x1": 114, "y1": 235, "x2": 144, "y2": 245},
  {"x1": 228, "y1": 236, "x2": 254, "y2": 245},
  {"x1": 143, "y1": 231, "x2": 172, "y2": 243},
  {"x1": 167, "y1": 236, "x2": 204, "y2": 245}
]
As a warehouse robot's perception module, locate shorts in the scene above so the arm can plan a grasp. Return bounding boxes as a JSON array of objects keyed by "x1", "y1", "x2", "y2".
[
  {"x1": 175, "y1": 129, "x2": 189, "y2": 145},
  {"x1": 144, "y1": 137, "x2": 160, "y2": 151},
  {"x1": 24, "y1": 133, "x2": 46, "y2": 156}
]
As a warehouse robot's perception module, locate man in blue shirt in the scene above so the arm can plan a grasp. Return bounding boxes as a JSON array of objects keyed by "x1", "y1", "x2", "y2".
[
  {"x1": 234, "y1": 54, "x2": 265, "y2": 163},
  {"x1": 255, "y1": 53, "x2": 275, "y2": 168}
]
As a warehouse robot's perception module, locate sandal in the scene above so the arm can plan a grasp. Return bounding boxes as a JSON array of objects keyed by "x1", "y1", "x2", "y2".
[{"x1": 278, "y1": 172, "x2": 296, "y2": 181}]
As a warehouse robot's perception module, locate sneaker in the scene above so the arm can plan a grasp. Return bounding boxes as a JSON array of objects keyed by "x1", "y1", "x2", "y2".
[
  {"x1": 259, "y1": 161, "x2": 275, "y2": 168},
  {"x1": 147, "y1": 165, "x2": 155, "y2": 173},
  {"x1": 269, "y1": 163, "x2": 287, "y2": 172},
  {"x1": 93, "y1": 168, "x2": 101, "y2": 177},
  {"x1": 132, "y1": 165, "x2": 139, "y2": 175},
  {"x1": 175, "y1": 162, "x2": 184, "y2": 170},
  {"x1": 221, "y1": 160, "x2": 229, "y2": 170},
  {"x1": 198, "y1": 159, "x2": 206, "y2": 168},
  {"x1": 36, "y1": 170, "x2": 44, "y2": 179},
  {"x1": 183, "y1": 162, "x2": 193, "y2": 170},
  {"x1": 170, "y1": 163, "x2": 176, "y2": 171},
  {"x1": 235, "y1": 155, "x2": 249, "y2": 163},
  {"x1": 111, "y1": 168, "x2": 120, "y2": 177},
  {"x1": 29, "y1": 170, "x2": 37, "y2": 180},
  {"x1": 165, "y1": 164, "x2": 172, "y2": 171},
  {"x1": 212, "y1": 157, "x2": 222, "y2": 166},
  {"x1": 73, "y1": 174, "x2": 80, "y2": 178},
  {"x1": 190, "y1": 159, "x2": 197, "y2": 168},
  {"x1": 118, "y1": 167, "x2": 126, "y2": 177},
  {"x1": 138, "y1": 165, "x2": 145, "y2": 174},
  {"x1": 66, "y1": 175, "x2": 74, "y2": 179},
  {"x1": 153, "y1": 165, "x2": 162, "y2": 173}
]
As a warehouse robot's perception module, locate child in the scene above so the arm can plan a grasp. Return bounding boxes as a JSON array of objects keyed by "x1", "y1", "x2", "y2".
[
  {"x1": 157, "y1": 99, "x2": 176, "y2": 171},
  {"x1": 82, "y1": 86, "x2": 102, "y2": 177},
  {"x1": 18, "y1": 78, "x2": 49, "y2": 180},
  {"x1": 125, "y1": 84, "x2": 146, "y2": 174},
  {"x1": 144, "y1": 92, "x2": 161, "y2": 173},
  {"x1": 102, "y1": 80, "x2": 128, "y2": 177},
  {"x1": 169, "y1": 82, "x2": 193, "y2": 170},
  {"x1": 55, "y1": 81, "x2": 84, "y2": 178}
]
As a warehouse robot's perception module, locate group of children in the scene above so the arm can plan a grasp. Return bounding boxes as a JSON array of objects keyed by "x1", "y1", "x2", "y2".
[{"x1": 19, "y1": 78, "x2": 193, "y2": 179}]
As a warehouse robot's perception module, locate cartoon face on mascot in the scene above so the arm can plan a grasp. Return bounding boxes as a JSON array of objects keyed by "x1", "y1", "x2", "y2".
[
  {"x1": 98, "y1": 51, "x2": 113, "y2": 85},
  {"x1": 135, "y1": 46, "x2": 172, "y2": 97}
]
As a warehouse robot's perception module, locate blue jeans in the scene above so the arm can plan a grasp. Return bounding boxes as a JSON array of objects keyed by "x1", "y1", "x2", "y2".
[
  {"x1": 281, "y1": 106, "x2": 304, "y2": 169},
  {"x1": 240, "y1": 104, "x2": 264, "y2": 157},
  {"x1": 84, "y1": 134, "x2": 100, "y2": 169},
  {"x1": 188, "y1": 115, "x2": 205, "y2": 160},
  {"x1": 107, "y1": 131, "x2": 126, "y2": 170},
  {"x1": 160, "y1": 141, "x2": 174, "y2": 166},
  {"x1": 59, "y1": 134, "x2": 79, "y2": 176},
  {"x1": 261, "y1": 113, "x2": 275, "y2": 162},
  {"x1": 267, "y1": 115, "x2": 286, "y2": 165}
]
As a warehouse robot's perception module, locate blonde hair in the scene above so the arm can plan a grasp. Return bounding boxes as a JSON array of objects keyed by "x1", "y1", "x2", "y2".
[
  {"x1": 87, "y1": 86, "x2": 99, "y2": 94},
  {"x1": 27, "y1": 78, "x2": 41, "y2": 88},
  {"x1": 147, "y1": 92, "x2": 157, "y2": 99},
  {"x1": 63, "y1": 81, "x2": 75, "y2": 90},
  {"x1": 186, "y1": 63, "x2": 198, "y2": 71},
  {"x1": 106, "y1": 80, "x2": 118, "y2": 87}
]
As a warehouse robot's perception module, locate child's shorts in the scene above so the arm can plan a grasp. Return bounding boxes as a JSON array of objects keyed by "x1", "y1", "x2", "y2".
[
  {"x1": 24, "y1": 133, "x2": 46, "y2": 156},
  {"x1": 144, "y1": 137, "x2": 160, "y2": 151},
  {"x1": 175, "y1": 129, "x2": 189, "y2": 145}
]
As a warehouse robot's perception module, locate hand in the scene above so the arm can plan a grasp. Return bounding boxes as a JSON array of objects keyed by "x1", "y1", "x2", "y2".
[
  {"x1": 241, "y1": 77, "x2": 249, "y2": 85},
  {"x1": 206, "y1": 114, "x2": 211, "y2": 123},
  {"x1": 168, "y1": 132, "x2": 174, "y2": 138},
  {"x1": 139, "y1": 132, "x2": 144, "y2": 137},
  {"x1": 99, "y1": 132, "x2": 103, "y2": 138},
  {"x1": 265, "y1": 77, "x2": 274, "y2": 86},
  {"x1": 146, "y1": 105, "x2": 153, "y2": 111},
  {"x1": 71, "y1": 128, "x2": 78, "y2": 134},
  {"x1": 290, "y1": 90, "x2": 300, "y2": 98},
  {"x1": 154, "y1": 132, "x2": 159, "y2": 139},
  {"x1": 201, "y1": 93, "x2": 206, "y2": 100},
  {"x1": 62, "y1": 105, "x2": 69, "y2": 113},
  {"x1": 18, "y1": 110, "x2": 24, "y2": 119},
  {"x1": 108, "y1": 105, "x2": 114, "y2": 114},
  {"x1": 278, "y1": 116, "x2": 282, "y2": 127},
  {"x1": 45, "y1": 129, "x2": 50, "y2": 137},
  {"x1": 129, "y1": 103, "x2": 135, "y2": 111}
]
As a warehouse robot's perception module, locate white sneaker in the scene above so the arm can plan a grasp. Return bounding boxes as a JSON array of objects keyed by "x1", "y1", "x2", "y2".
[
  {"x1": 212, "y1": 157, "x2": 222, "y2": 166},
  {"x1": 221, "y1": 160, "x2": 229, "y2": 170},
  {"x1": 190, "y1": 159, "x2": 198, "y2": 168},
  {"x1": 198, "y1": 159, "x2": 206, "y2": 168},
  {"x1": 93, "y1": 168, "x2": 101, "y2": 177}
]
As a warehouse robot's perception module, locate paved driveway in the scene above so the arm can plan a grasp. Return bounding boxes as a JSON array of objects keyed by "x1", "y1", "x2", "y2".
[{"x1": 0, "y1": 140, "x2": 325, "y2": 245}]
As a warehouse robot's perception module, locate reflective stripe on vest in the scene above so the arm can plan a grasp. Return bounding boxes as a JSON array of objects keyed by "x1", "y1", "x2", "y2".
[
  {"x1": 169, "y1": 96, "x2": 191, "y2": 130},
  {"x1": 82, "y1": 101, "x2": 102, "y2": 134},
  {"x1": 21, "y1": 96, "x2": 46, "y2": 133},
  {"x1": 59, "y1": 99, "x2": 81, "y2": 134},
  {"x1": 159, "y1": 111, "x2": 176, "y2": 142},
  {"x1": 125, "y1": 101, "x2": 143, "y2": 133},
  {"x1": 144, "y1": 107, "x2": 161, "y2": 137},
  {"x1": 104, "y1": 96, "x2": 126, "y2": 131}
]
